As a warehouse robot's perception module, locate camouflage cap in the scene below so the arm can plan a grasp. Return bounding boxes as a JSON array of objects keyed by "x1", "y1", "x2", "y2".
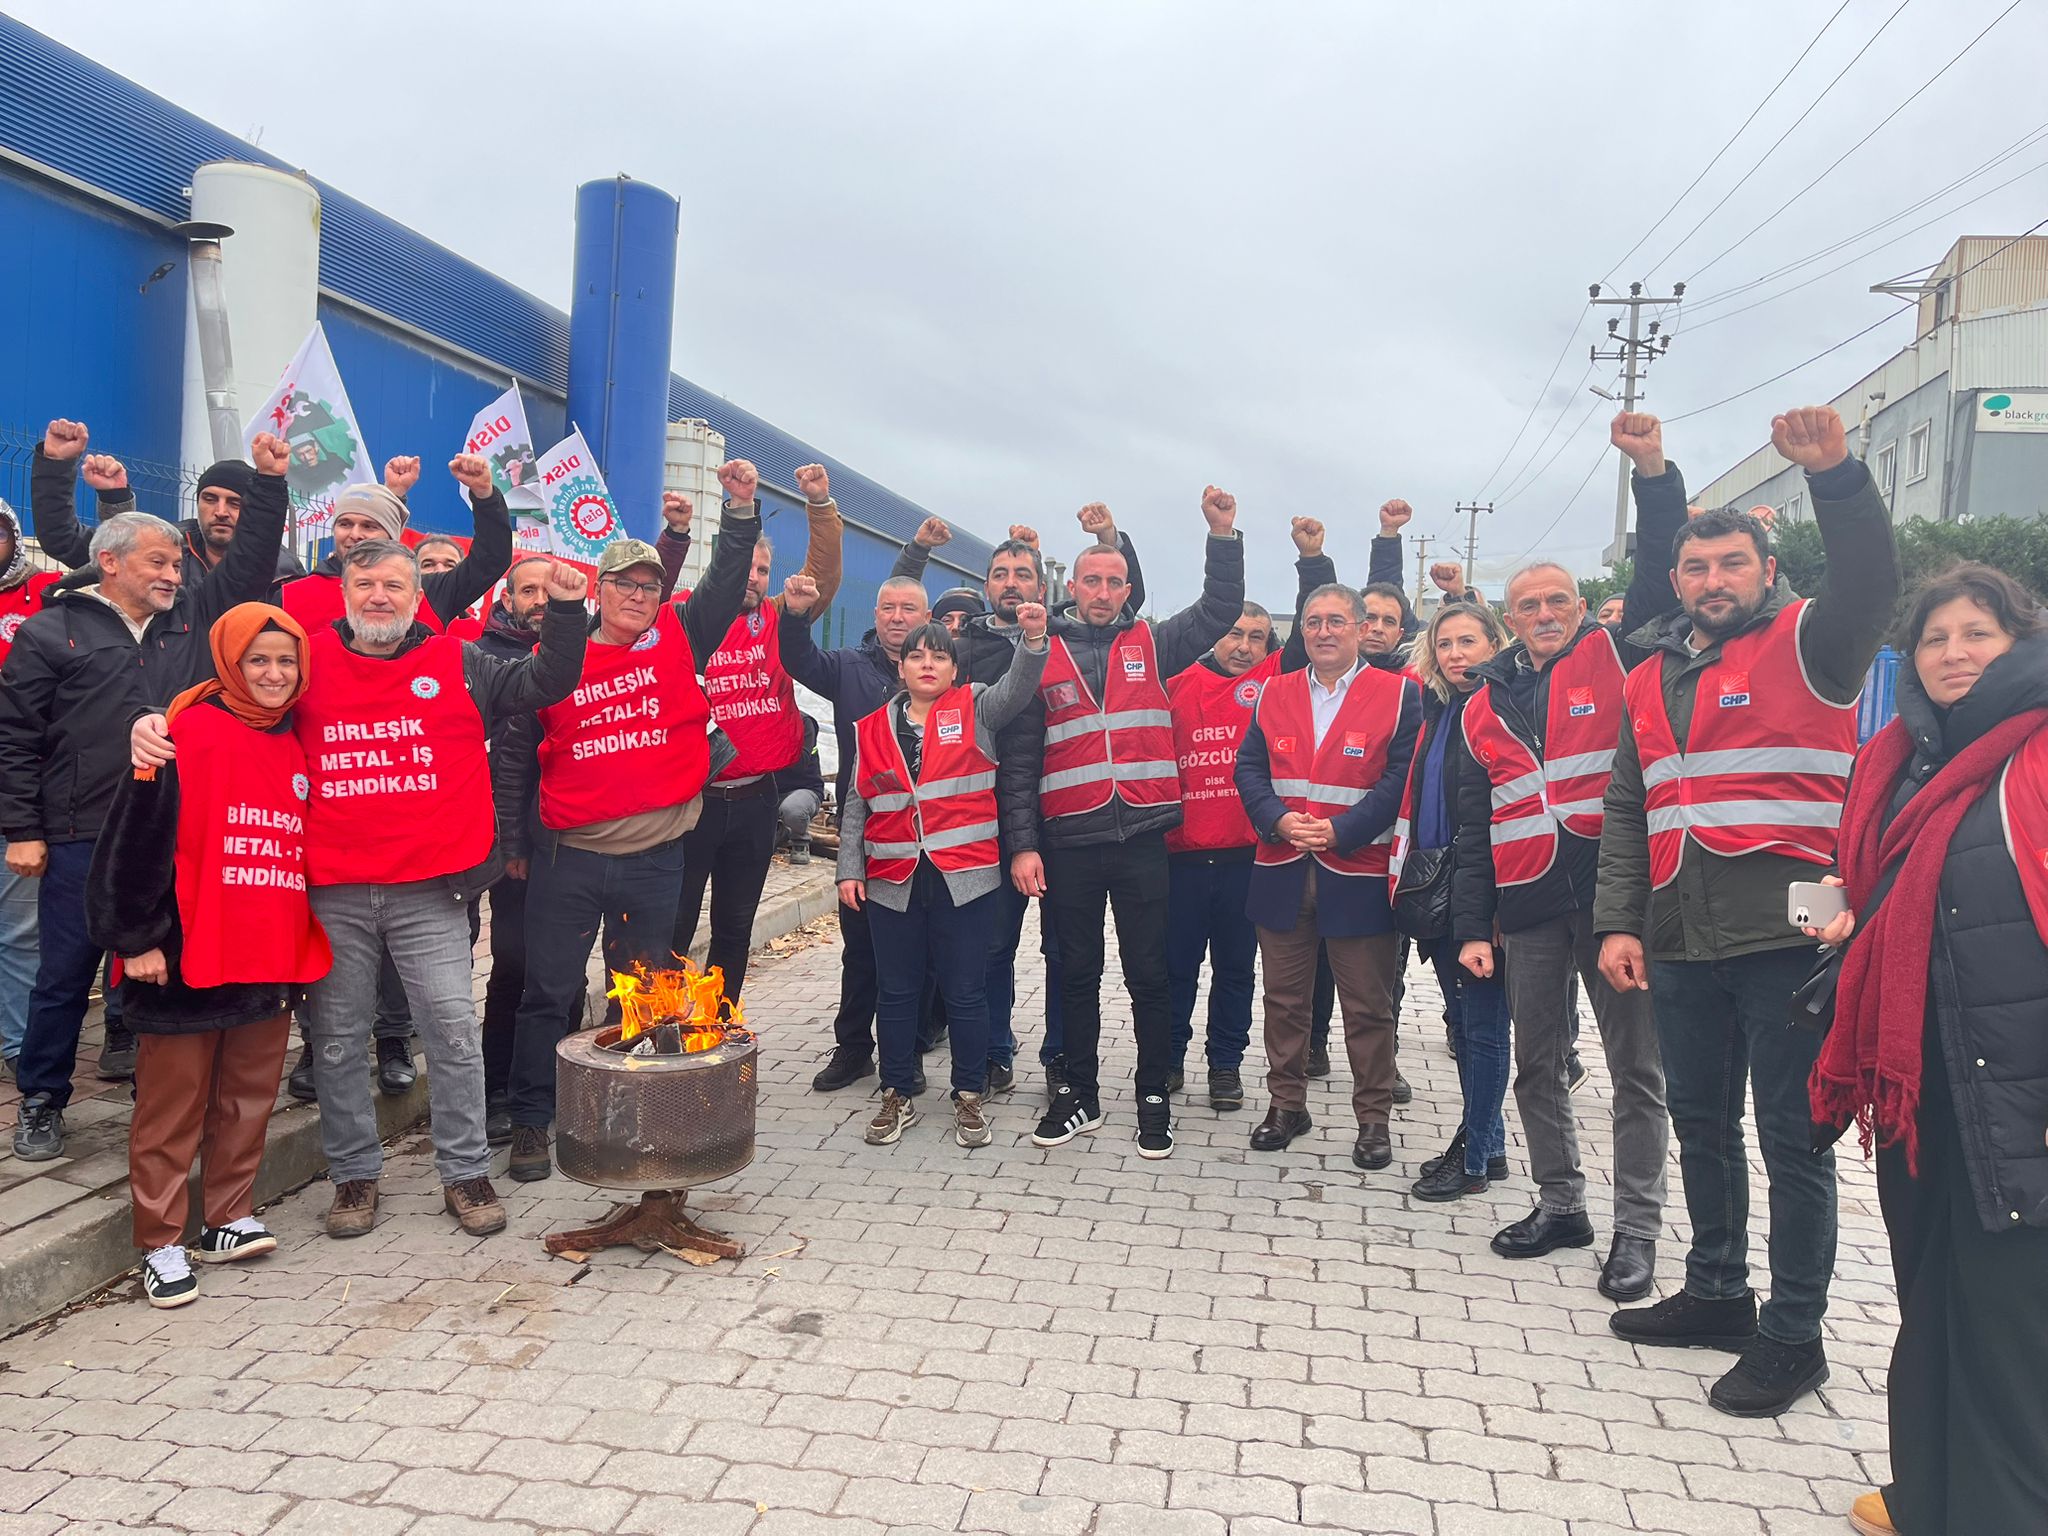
[{"x1": 595, "y1": 538, "x2": 664, "y2": 581}]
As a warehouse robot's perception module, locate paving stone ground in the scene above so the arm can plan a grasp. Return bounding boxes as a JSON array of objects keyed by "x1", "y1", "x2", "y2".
[{"x1": 0, "y1": 909, "x2": 1895, "y2": 1536}]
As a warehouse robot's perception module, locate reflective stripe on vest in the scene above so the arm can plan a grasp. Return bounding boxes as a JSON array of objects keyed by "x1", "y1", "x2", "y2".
[
  {"x1": 1625, "y1": 599, "x2": 1859, "y2": 889},
  {"x1": 854, "y1": 685, "x2": 1002, "y2": 883},
  {"x1": 1035, "y1": 627, "x2": 1180, "y2": 818},
  {"x1": 1250, "y1": 665, "x2": 1409, "y2": 878}
]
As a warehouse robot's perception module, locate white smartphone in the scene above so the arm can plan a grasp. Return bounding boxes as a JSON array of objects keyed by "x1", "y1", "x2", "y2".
[{"x1": 1787, "y1": 881, "x2": 1849, "y2": 930}]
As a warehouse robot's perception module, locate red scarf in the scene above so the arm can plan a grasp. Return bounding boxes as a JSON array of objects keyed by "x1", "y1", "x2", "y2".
[{"x1": 1810, "y1": 705, "x2": 2048, "y2": 1171}]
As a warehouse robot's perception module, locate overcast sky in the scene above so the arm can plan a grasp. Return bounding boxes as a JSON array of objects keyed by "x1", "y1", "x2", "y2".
[{"x1": 17, "y1": 0, "x2": 2048, "y2": 605}]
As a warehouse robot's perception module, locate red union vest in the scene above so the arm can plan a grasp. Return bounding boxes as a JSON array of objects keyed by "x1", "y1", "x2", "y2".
[
  {"x1": 0, "y1": 571, "x2": 60, "y2": 666},
  {"x1": 282, "y1": 572, "x2": 444, "y2": 636},
  {"x1": 1252, "y1": 664, "x2": 1408, "y2": 878},
  {"x1": 535, "y1": 605, "x2": 712, "y2": 831},
  {"x1": 1036, "y1": 624, "x2": 1179, "y2": 819},
  {"x1": 169, "y1": 701, "x2": 332, "y2": 989},
  {"x1": 1460, "y1": 626, "x2": 1627, "y2": 887},
  {"x1": 1626, "y1": 599, "x2": 1857, "y2": 889},
  {"x1": 294, "y1": 630, "x2": 494, "y2": 886},
  {"x1": 701, "y1": 604, "x2": 802, "y2": 781},
  {"x1": 854, "y1": 685, "x2": 1000, "y2": 883},
  {"x1": 1166, "y1": 654, "x2": 1278, "y2": 853}
]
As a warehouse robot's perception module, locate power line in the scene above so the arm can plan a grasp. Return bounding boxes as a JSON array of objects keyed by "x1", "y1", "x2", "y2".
[
  {"x1": 1471, "y1": 305, "x2": 1591, "y2": 497},
  {"x1": 1683, "y1": 0, "x2": 2030, "y2": 285},
  {"x1": 1489, "y1": 359, "x2": 1600, "y2": 504},
  {"x1": 1600, "y1": 0, "x2": 1856, "y2": 288},
  {"x1": 1496, "y1": 387, "x2": 1611, "y2": 508},
  {"x1": 1505, "y1": 438, "x2": 1617, "y2": 566}
]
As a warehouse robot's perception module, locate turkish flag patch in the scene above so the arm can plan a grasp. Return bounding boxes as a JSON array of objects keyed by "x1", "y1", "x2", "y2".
[
  {"x1": 1274, "y1": 736, "x2": 1297, "y2": 755},
  {"x1": 1046, "y1": 681, "x2": 1081, "y2": 712}
]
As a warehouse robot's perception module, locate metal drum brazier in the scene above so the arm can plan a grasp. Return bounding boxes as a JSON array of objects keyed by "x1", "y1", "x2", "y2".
[{"x1": 554, "y1": 1024, "x2": 756, "y2": 1190}]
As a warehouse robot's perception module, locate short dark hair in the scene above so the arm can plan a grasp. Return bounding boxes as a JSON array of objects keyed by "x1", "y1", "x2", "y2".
[
  {"x1": 1362, "y1": 581, "x2": 1411, "y2": 623},
  {"x1": 414, "y1": 535, "x2": 463, "y2": 560},
  {"x1": 1673, "y1": 508, "x2": 1770, "y2": 564},
  {"x1": 1240, "y1": 600, "x2": 1272, "y2": 624},
  {"x1": 987, "y1": 539, "x2": 1044, "y2": 585},
  {"x1": 898, "y1": 621, "x2": 960, "y2": 666},
  {"x1": 1897, "y1": 560, "x2": 2048, "y2": 650},
  {"x1": 1305, "y1": 583, "x2": 1368, "y2": 623}
]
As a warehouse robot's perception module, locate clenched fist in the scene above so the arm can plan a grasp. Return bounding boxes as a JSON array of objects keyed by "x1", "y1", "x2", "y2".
[
  {"x1": 661, "y1": 491, "x2": 693, "y2": 533},
  {"x1": 914, "y1": 516, "x2": 952, "y2": 549},
  {"x1": 1771, "y1": 407, "x2": 1848, "y2": 475},
  {"x1": 1077, "y1": 503, "x2": 1116, "y2": 541},
  {"x1": 1291, "y1": 517, "x2": 1325, "y2": 558},
  {"x1": 718, "y1": 459, "x2": 760, "y2": 505},
  {"x1": 795, "y1": 463, "x2": 831, "y2": 504},
  {"x1": 1610, "y1": 413, "x2": 1665, "y2": 477},
  {"x1": 42, "y1": 420, "x2": 88, "y2": 461},
  {"x1": 385, "y1": 455, "x2": 423, "y2": 495},
  {"x1": 542, "y1": 560, "x2": 589, "y2": 602},
  {"x1": 1378, "y1": 499, "x2": 1414, "y2": 537},
  {"x1": 81, "y1": 455, "x2": 128, "y2": 493},
  {"x1": 449, "y1": 455, "x2": 494, "y2": 497},
  {"x1": 1430, "y1": 560, "x2": 1465, "y2": 595},
  {"x1": 250, "y1": 433, "x2": 291, "y2": 477},
  {"x1": 781, "y1": 572, "x2": 821, "y2": 617},
  {"x1": 1007, "y1": 524, "x2": 1040, "y2": 549},
  {"x1": 1201, "y1": 486, "x2": 1237, "y2": 535},
  {"x1": 1016, "y1": 601, "x2": 1048, "y2": 641}
]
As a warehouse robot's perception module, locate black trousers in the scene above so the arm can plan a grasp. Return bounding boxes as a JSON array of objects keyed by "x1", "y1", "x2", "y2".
[
  {"x1": 832, "y1": 898, "x2": 879, "y2": 1053},
  {"x1": 480, "y1": 874, "x2": 527, "y2": 1100},
  {"x1": 671, "y1": 788, "x2": 778, "y2": 1002},
  {"x1": 1044, "y1": 831, "x2": 1173, "y2": 1103}
]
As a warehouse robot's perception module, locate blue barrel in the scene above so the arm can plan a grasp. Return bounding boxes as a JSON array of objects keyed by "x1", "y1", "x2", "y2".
[
  {"x1": 567, "y1": 177, "x2": 679, "y2": 543},
  {"x1": 1857, "y1": 646, "x2": 1900, "y2": 743}
]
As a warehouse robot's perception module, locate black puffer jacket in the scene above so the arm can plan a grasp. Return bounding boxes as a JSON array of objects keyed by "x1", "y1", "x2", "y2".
[{"x1": 1885, "y1": 634, "x2": 2048, "y2": 1231}]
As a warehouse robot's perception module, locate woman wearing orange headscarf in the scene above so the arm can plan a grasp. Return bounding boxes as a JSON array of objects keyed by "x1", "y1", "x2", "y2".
[{"x1": 89, "y1": 603, "x2": 330, "y2": 1307}]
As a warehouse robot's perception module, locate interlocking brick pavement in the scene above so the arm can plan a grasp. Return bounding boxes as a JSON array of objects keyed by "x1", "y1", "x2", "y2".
[{"x1": 0, "y1": 911, "x2": 1895, "y2": 1534}]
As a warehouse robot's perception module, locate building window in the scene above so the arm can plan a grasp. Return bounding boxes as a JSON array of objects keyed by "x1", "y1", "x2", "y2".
[
  {"x1": 1874, "y1": 443, "x2": 1897, "y2": 498},
  {"x1": 1907, "y1": 423, "x2": 1931, "y2": 484},
  {"x1": 1786, "y1": 491, "x2": 1804, "y2": 523}
]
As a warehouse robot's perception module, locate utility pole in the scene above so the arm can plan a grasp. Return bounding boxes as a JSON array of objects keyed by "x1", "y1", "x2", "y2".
[
  {"x1": 1409, "y1": 534, "x2": 1433, "y2": 608},
  {"x1": 1455, "y1": 501, "x2": 1492, "y2": 585},
  {"x1": 1591, "y1": 280, "x2": 1684, "y2": 565}
]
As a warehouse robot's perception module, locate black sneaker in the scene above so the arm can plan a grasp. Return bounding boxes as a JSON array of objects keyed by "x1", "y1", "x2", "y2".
[
  {"x1": 1306, "y1": 1043, "x2": 1331, "y2": 1078},
  {"x1": 287, "y1": 1045, "x2": 316, "y2": 1102},
  {"x1": 1709, "y1": 1336, "x2": 1828, "y2": 1418},
  {"x1": 985, "y1": 1060, "x2": 1016, "y2": 1097},
  {"x1": 811, "y1": 1047, "x2": 875, "y2": 1093},
  {"x1": 1411, "y1": 1160, "x2": 1488, "y2": 1202},
  {"x1": 141, "y1": 1246, "x2": 198, "y2": 1309},
  {"x1": 1391, "y1": 1071, "x2": 1412, "y2": 1106},
  {"x1": 1208, "y1": 1067, "x2": 1244, "y2": 1111},
  {"x1": 1609, "y1": 1290, "x2": 1759, "y2": 1353},
  {"x1": 1135, "y1": 1094, "x2": 1173, "y2": 1160},
  {"x1": 1044, "y1": 1055, "x2": 1069, "y2": 1102},
  {"x1": 1031, "y1": 1086, "x2": 1102, "y2": 1147},
  {"x1": 485, "y1": 1094, "x2": 512, "y2": 1147},
  {"x1": 1567, "y1": 1052, "x2": 1589, "y2": 1095},
  {"x1": 376, "y1": 1036, "x2": 416, "y2": 1096},
  {"x1": 12, "y1": 1096, "x2": 65, "y2": 1162},
  {"x1": 1165, "y1": 1066, "x2": 1185, "y2": 1094},
  {"x1": 194, "y1": 1218, "x2": 277, "y2": 1264},
  {"x1": 97, "y1": 1027, "x2": 137, "y2": 1081}
]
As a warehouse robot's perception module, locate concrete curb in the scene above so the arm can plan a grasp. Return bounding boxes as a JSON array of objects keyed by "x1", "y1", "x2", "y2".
[{"x1": 0, "y1": 865, "x2": 837, "y2": 1335}]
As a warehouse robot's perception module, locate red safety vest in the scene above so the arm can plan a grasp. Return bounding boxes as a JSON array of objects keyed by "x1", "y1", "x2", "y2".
[
  {"x1": 1252, "y1": 664, "x2": 1408, "y2": 878},
  {"x1": 1997, "y1": 728, "x2": 2048, "y2": 942},
  {"x1": 294, "y1": 630, "x2": 495, "y2": 886},
  {"x1": 282, "y1": 572, "x2": 445, "y2": 636},
  {"x1": 169, "y1": 701, "x2": 332, "y2": 989},
  {"x1": 701, "y1": 604, "x2": 802, "y2": 781},
  {"x1": 1460, "y1": 626, "x2": 1626, "y2": 887},
  {"x1": 1627, "y1": 599, "x2": 1858, "y2": 889},
  {"x1": 1036, "y1": 624, "x2": 1179, "y2": 819},
  {"x1": 854, "y1": 685, "x2": 1000, "y2": 883},
  {"x1": 0, "y1": 571, "x2": 60, "y2": 666},
  {"x1": 535, "y1": 606, "x2": 711, "y2": 831},
  {"x1": 1166, "y1": 654, "x2": 1278, "y2": 853}
]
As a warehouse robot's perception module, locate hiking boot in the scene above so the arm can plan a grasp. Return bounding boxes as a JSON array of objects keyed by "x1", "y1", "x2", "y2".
[
  {"x1": 1609, "y1": 1289, "x2": 1759, "y2": 1352},
  {"x1": 508, "y1": 1125, "x2": 552, "y2": 1182},
  {"x1": 444, "y1": 1176, "x2": 507, "y2": 1236},
  {"x1": 376, "y1": 1036, "x2": 416, "y2": 1096},
  {"x1": 1390, "y1": 1070, "x2": 1412, "y2": 1106},
  {"x1": 1411, "y1": 1159, "x2": 1488, "y2": 1202},
  {"x1": 1306, "y1": 1042, "x2": 1331, "y2": 1078},
  {"x1": 194, "y1": 1217, "x2": 277, "y2": 1264},
  {"x1": 485, "y1": 1093, "x2": 512, "y2": 1147},
  {"x1": 984, "y1": 1060, "x2": 1016, "y2": 1097},
  {"x1": 1709, "y1": 1335, "x2": 1828, "y2": 1418},
  {"x1": 812, "y1": 1046, "x2": 875, "y2": 1092},
  {"x1": 12, "y1": 1096, "x2": 65, "y2": 1162},
  {"x1": 325, "y1": 1178, "x2": 379, "y2": 1238},
  {"x1": 1208, "y1": 1067, "x2": 1244, "y2": 1111},
  {"x1": 1031, "y1": 1085, "x2": 1101, "y2": 1147},
  {"x1": 97, "y1": 1027, "x2": 137, "y2": 1081},
  {"x1": 865, "y1": 1089, "x2": 919, "y2": 1146},
  {"x1": 1135, "y1": 1094, "x2": 1173, "y2": 1160},
  {"x1": 287, "y1": 1045, "x2": 316, "y2": 1102},
  {"x1": 953, "y1": 1091, "x2": 991, "y2": 1148},
  {"x1": 141, "y1": 1245, "x2": 198, "y2": 1309}
]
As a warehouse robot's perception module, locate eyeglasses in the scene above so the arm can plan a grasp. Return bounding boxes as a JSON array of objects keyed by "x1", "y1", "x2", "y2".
[
  {"x1": 1300, "y1": 615, "x2": 1355, "y2": 634},
  {"x1": 601, "y1": 576, "x2": 662, "y2": 599}
]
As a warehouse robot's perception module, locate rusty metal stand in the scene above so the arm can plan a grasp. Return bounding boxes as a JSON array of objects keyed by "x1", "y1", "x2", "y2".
[{"x1": 543, "y1": 1190, "x2": 744, "y2": 1262}]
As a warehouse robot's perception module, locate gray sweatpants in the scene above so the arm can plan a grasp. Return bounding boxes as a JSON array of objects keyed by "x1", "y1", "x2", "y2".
[
  {"x1": 304, "y1": 879, "x2": 489, "y2": 1185},
  {"x1": 1503, "y1": 908, "x2": 1668, "y2": 1240}
]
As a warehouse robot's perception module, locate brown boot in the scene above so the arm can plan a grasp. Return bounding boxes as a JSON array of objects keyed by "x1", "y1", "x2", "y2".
[
  {"x1": 325, "y1": 1178, "x2": 379, "y2": 1239},
  {"x1": 508, "y1": 1125, "x2": 551, "y2": 1182},
  {"x1": 444, "y1": 1176, "x2": 507, "y2": 1236}
]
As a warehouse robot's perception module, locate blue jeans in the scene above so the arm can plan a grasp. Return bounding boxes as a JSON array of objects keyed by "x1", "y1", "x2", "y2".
[
  {"x1": 0, "y1": 841, "x2": 39, "y2": 1062},
  {"x1": 1652, "y1": 948, "x2": 1837, "y2": 1343},
  {"x1": 510, "y1": 836, "x2": 689, "y2": 1128},
  {"x1": 1432, "y1": 942, "x2": 1509, "y2": 1176},
  {"x1": 16, "y1": 839, "x2": 101, "y2": 1107},
  {"x1": 1166, "y1": 854, "x2": 1254, "y2": 1071},
  {"x1": 869, "y1": 866, "x2": 997, "y2": 1098},
  {"x1": 986, "y1": 877, "x2": 1063, "y2": 1068}
]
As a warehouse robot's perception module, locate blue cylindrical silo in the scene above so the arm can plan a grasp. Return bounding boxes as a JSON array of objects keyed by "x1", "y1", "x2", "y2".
[{"x1": 567, "y1": 176, "x2": 679, "y2": 543}]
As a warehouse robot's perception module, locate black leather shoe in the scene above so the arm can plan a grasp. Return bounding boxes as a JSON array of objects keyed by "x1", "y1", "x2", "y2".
[
  {"x1": 1410, "y1": 1159, "x2": 1488, "y2": 1202},
  {"x1": 1208, "y1": 1068, "x2": 1244, "y2": 1111},
  {"x1": 1390, "y1": 1071, "x2": 1412, "y2": 1106},
  {"x1": 811, "y1": 1047, "x2": 875, "y2": 1093},
  {"x1": 1165, "y1": 1066, "x2": 1185, "y2": 1094},
  {"x1": 1599, "y1": 1235, "x2": 1657, "y2": 1302},
  {"x1": 1351, "y1": 1123, "x2": 1392, "y2": 1169},
  {"x1": 1420, "y1": 1128, "x2": 1509, "y2": 1182},
  {"x1": 1709, "y1": 1335, "x2": 1828, "y2": 1418},
  {"x1": 1306, "y1": 1043, "x2": 1331, "y2": 1078},
  {"x1": 1491, "y1": 1206, "x2": 1595, "y2": 1258},
  {"x1": 1248, "y1": 1106, "x2": 1313, "y2": 1151},
  {"x1": 1609, "y1": 1289, "x2": 1758, "y2": 1352},
  {"x1": 375, "y1": 1036, "x2": 415, "y2": 1096}
]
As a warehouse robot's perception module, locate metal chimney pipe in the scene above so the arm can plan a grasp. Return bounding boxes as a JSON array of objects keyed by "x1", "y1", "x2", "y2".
[{"x1": 172, "y1": 220, "x2": 240, "y2": 462}]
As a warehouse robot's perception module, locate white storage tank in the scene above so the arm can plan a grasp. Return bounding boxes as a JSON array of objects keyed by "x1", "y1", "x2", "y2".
[{"x1": 664, "y1": 419, "x2": 727, "y2": 586}]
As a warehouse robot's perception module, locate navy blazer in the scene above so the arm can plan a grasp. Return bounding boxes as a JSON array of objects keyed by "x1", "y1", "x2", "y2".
[{"x1": 1235, "y1": 671, "x2": 1421, "y2": 937}]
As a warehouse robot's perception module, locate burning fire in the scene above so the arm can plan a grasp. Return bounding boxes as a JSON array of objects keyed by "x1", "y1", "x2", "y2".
[{"x1": 606, "y1": 958, "x2": 748, "y2": 1052}]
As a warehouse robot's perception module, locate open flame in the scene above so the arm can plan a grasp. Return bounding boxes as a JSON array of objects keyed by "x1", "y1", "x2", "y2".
[{"x1": 606, "y1": 957, "x2": 748, "y2": 1052}]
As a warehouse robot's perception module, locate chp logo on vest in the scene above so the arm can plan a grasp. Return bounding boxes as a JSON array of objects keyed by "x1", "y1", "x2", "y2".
[
  {"x1": 1342, "y1": 730, "x2": 1369, "y2": 760},
  {"x1": 1718, "y1": 671, "x2": 1751, "y2": 708},
  {"x1": 1120, "y1": 645, "x2": 1147, "y2": 679},
  {"x1": 1233, "y1": 678, "x2": 1263, "y2": 708},
  {"x1": 411, "y1": 676, "x2": 441, "y2": 701},
  {"x1": 1568, "y1": 686, "x2": 1597, "y2": 718},
  {"x1": 935, "y1": 709, "x2": 964, "y2": 745},
  {"x1": 292, "y1": 772, "x2": 311, "y2": 801}
]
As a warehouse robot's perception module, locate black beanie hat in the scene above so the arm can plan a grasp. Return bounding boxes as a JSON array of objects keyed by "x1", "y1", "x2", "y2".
[
  {"x1": 196, "y1": 460, "x2": 256, "y2": 502},
  {"x1": 933, "y1": 586, "x2": 988, "y2": 622}
]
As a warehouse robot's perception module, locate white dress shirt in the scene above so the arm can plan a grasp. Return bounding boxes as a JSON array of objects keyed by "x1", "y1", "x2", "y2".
[{"x1": 1306, "y1": 660, "x2": 1365, "y2": 749}]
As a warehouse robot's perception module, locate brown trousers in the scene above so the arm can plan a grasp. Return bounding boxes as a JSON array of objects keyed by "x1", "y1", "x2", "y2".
[
  {"x1": 129, "y1": 1014, "x2": 292, "y2": 1250},
  {"x1": 1257, "y1": 869, "x2": 1400, "y2": 1123}
]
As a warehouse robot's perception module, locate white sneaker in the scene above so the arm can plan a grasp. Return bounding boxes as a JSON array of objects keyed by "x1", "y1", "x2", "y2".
[{"x1": 141, "y1": 1246, "x2": 198, "y2": 1308}]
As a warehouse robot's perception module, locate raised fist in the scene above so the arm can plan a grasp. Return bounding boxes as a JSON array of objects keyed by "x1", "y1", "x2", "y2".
[
  {"x1": 448, "y1": 455, "x2": 493, "y2": 497},
  {"x1": 795, "y1": 463, "x2": 831, "y2": 503},
  {"x1": 385, "y1": 455, "x2": 423, "y2": 496},
  {"x1": 718, "y1": 459, "x2": 760, "y2": 505},
  {"x1": 914, "y1": 516, "x2": 952, "y2": 549},
  {"x1": 1077, "y1": 503, "x2": 1115, "y2": 541},
  {"x1": 542, "y1": 560, "x2": 589, "y2": 602},
  {"x1": 1201, "y1": 486, "x2": 1237, "y2": 534},
  {"x1": 661, "y1": 491, "x2": 694, "y2": 533},
  {"x1": 42, "y1": 420, "x2": 88, "y2": 461},
  {"x1": 1290, "y1": 517, "x2": 1325, "y2": 557},
  {"x1": 1016, "y1": 601, "x2": 1048, "y2": 641},
  {"x1": 1378, "y1": 499, "x2": 1414, "y2": 537},
  {"x1": 1430, "y1": 560, "x2": 1465, "y2": 594},
  {"x1": 250, "y1": 433, "x2": 291, "y2": 477},
  {"x1": 1771, "y1": 407, "x2": 1848, "y2": 475},
  {"x1": 1007, "y1": 524, "x2": 1040, "y2": 549},
  {"x1": 781, "y1": 573, "x2": 820, "y2": 617},
  {"x1": 81, "y1": 455, "x2": 128, "y2": 493},
  {"x1": 1609, "y1": 413, "x2": 1665, "y2": 477}
]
